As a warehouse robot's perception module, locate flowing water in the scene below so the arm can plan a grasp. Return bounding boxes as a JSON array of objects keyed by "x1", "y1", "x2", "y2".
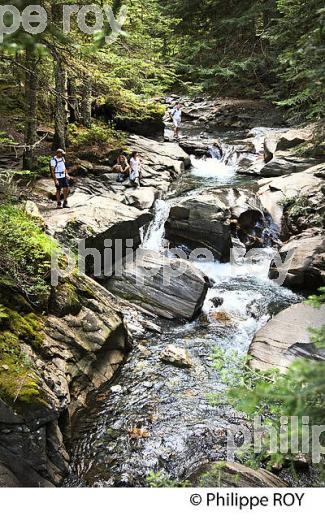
[{"x1": 65, "y1": 130, "x2": 300, "y2": 487}]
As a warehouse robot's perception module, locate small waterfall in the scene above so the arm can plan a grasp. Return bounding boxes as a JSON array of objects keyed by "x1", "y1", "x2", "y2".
[
  {"x1": 208, "y1": 144, "x2": 222, "y2": 160},
  {"x1": 142, "y1": 199, "x2": 170, "y2": 252}
]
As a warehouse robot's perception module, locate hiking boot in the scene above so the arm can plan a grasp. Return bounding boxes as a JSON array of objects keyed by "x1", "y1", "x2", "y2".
[
  {"x1": 57, "y1": 202, "x2": 62, "y2": 209},
  {"x1": 63, "y1": 201, "x2": 70, "y2": 208}
]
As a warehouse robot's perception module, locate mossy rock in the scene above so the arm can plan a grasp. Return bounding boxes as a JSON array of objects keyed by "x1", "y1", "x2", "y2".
[
  {"x1": 0, "y1": 307, "x2": 44, "y2": 407},
  {"x1": 49, "y1": 280, "x2": 82, "y2": 317},
  {"x1": 0, "y1": 276, "x2": 34, "y2": 313}
]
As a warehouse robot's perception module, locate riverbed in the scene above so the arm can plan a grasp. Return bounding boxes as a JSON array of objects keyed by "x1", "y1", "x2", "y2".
[{"x1": 65, "y1": 126, "x2": 300, "y2": 487}]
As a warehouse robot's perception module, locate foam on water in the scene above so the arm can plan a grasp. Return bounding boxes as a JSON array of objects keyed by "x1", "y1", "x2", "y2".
[{"x1": 190, "y1": 155, "x2": 236, "y2": 182}]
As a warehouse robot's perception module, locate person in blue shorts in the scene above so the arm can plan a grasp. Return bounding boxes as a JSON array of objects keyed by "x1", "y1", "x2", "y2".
[{"x1": 50, "y1": 149, "x2": 70, "y2": 209}]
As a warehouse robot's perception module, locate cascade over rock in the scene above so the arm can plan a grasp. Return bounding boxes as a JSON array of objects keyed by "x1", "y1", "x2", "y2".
[{"x1": 166, "y1": 188, "x2": 275, "y2": 260}]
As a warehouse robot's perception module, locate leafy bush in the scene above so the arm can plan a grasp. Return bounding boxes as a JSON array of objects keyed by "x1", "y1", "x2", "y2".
[
  {"x1": 69, "y1": 123, "x2": 126, "y2": 147},
  {"x1": 0, "y1": 204, "x2": 59, "y2": 308},
  {"x1": 146, "y1": 471, "x2": 190, "y2": 488},
  {"x1": 0, "y1": 131, "x2": 18, "y2": 146},
  {"x1": 35, "y1": 155, "x2": 51, "y2": 176}
]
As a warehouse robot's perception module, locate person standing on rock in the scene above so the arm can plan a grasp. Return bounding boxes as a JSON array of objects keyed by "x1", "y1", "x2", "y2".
[
  {"x1": 171, "y1": 103, "x2": 182, "y2": 140},
  {"x1": 129, "y1": 151, "x2": 141, "y2": 188},
  {"x1": 50, "y1": 149, "x2": 70, "y2": 209}
]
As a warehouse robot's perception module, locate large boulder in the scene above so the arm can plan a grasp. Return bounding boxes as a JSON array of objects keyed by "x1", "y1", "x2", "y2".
[
  {"x1": 166, "y1": 188, "x2": 274, "y2": 261},
  {"x1": 40, "y1": 186, "x2": 151, "y2": 274},
  {"x1": 179, "y1": 98, "x2": 283, "y2": 129},
  {"x1": 249, "y1": 303, "x2": 325, "y2": 372},
  {"x1": 124, "y1": 187, "x2": 157, "y2": 210},
  {"x1": 263, "y1": 127, "x2": 313, "y2": 163},
  {"x1": 107, "y1": 249, "x2": 211, "y2": 320},
  {"x1": 190, "y1": 461, "x2": 287, "y2": 488},
  {"x1": 259, "y1": 153, "x2": 316, "y2": 177},
  {"x1": 271, "y1": 230, "x2": 325, "y2": 290},
  {"x1": 257, "y1": 164, "x2": 324, "y2": 227},
  {"x1": 128, "y1": 134, "x2": 191, "y2": 170}
]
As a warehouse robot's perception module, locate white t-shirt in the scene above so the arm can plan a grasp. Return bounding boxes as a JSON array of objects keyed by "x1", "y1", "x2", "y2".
[
  {"x1": 51, "y1": 156, "x2": 66, "y2": 178},
  {"x1": 172, "y1": 108, "x2": 182, "y2": 122},
  {"x1": 130, "y1": 157, "x2": 140, "y2": 180}
]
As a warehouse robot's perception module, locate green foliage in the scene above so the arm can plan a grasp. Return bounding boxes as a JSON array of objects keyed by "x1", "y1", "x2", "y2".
[
  {"x1": 0, "y1": 204, "x2": 59, "y2": 308},
  {"x1": 0, "y1": 131, "x2": 18, "y2": 145},
  {"x1": 35, "y1": 155, "x2": 52, "y2": 176},
  {"x1": 69, "y1": 123, "x2": 126, "y2": 147},
  {"x1": 281, "y1": 195, "x2": 311, "y2": 217},
  {"x1": 266, "y1": 1, "x2": 325, "y2": 122},
  {"x1": 146, "y1": 471, "x2": 190, "y2": 488}
]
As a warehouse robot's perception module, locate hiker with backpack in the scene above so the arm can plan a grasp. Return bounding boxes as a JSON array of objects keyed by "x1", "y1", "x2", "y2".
[
  {"x1": 170, "y1": 103, "x2": 182, "y2": 139},
  {"x1": 50, "y1": 149, "x2": 70, "y2": 209}
]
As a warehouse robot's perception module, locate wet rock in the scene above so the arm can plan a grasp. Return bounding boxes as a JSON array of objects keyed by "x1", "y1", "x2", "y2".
[
  {"x1": 0, "y1": 446, "x2": 54, "y2": 487},
  {"x1": 178, "y1": 139, "x2": 210, "y2": 157},
  {"x1": 107, "y1": 249, "x2": 211, "y2": 320},
  {"x1": 160, "y1": 345, "x2": 193, "y2": 368},
  {"x1": 190, "y1": 461, "x2": 287, "y2": 487},
  {"x1": 249, "y1": 302, "x2": 325, "y2": 372},
  {"x1": 166, "y1": 188, "x2": 271, "y2": 260},
  {"x1": 211, "y1": 297, "x2": 224, "y2": 308},
  {"x1": 271, "y1": 231, "x2": 325, "y2": 290},
  {"x1": 0, "y1": 463, "x2": 21, "y2": 487}
]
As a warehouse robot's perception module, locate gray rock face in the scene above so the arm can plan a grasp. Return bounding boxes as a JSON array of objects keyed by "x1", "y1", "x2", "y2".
[
  {"x1": 257, "y1": 164, "x2": 324, "y2": 227},
  {"x1": 40, "y1": 187, "x2": 151, "y2": 274},
  {"x1": 190, "y1": 461, "x2": 287, "y2": 488},
  {"x1": 259, "y1": 153, "x2": 316, "y2": 177},
  {"x1": 264, "y1": 127, "x2": 313, "y2": 162},
  {"x1": 249, "y1": 303, "x2": 325, "y2": 372},
  {"x1": 177, "y1": 98, "x2": 283, "y2": 129},
  {"x1": 0, "y1": 274, "x2": 129, "y2": 486},
  {"x1": 166, "y1": 188, "x2": 272, "y2": 260},
  {"x1": 107, "y1": 249, "x2": 211, "y2": 320},
  {"x1": 271, "y1": 231, "x2": 325, "y2": 289}
]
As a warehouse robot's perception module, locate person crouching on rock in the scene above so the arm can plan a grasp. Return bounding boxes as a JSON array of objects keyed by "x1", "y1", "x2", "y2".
[
  {"x1": 50, "y1": 149, "x2": 70, "y2": 209},
  {"x1": 113, "y1": 154, "x2": 130, "y2": 182},
  {"x1": 129, "y1": 151, "x2": 141, "y2": 188}
]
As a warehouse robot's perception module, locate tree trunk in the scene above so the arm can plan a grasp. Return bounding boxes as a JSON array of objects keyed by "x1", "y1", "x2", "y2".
[
  {"x1": 23, "y1": 49, "x2": 39, "y2": 170},
  {"x1": 53, "y1": 52, "x2": 68, "y2": 151},
  {"x1": 81, "y1": 78, "x2": 92, "y2": 128},
  {"x1": 68, "y1": 74, "x2": 81, "y2": 124}
]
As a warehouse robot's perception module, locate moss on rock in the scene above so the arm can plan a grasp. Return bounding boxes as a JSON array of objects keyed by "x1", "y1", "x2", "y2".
[{"x1": 0, "y1": 306, "x2": 44, "y2": 405}]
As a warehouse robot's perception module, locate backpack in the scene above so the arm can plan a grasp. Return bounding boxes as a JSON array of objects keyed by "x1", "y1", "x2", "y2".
[{"x1": 50, "y1": 156, "x2": 65, "y2": 175}]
